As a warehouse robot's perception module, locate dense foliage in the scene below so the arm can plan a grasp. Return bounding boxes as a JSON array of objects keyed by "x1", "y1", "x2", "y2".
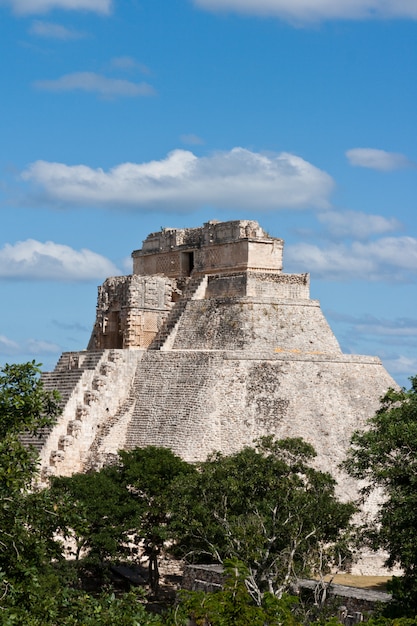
[
  {"x1": 0, "y1": 362, "x2": 166, "y2": 624},
  {"x1": 50, "y1": 446, "x2": 195, "y2": 593},
  {"x1": 171, "y1": 436, "x2": 355, "y2": 602},
  {"x1": 345, "y1": 376, "x2": 417, "y2": 616},
  {"x1": 0, "y1": 362, "x2": 62, "y2": 602}
]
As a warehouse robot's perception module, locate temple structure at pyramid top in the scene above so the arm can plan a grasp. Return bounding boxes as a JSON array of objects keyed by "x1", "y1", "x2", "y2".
[
  {"x1": 87, "y1": 220, "x2": 320, "y2": 352},
  {"x1": 132, "y1": 220, "x2": 284, "y2": 278}
]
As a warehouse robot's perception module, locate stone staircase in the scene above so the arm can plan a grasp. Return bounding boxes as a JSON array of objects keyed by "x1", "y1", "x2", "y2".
[
  {"x1": 148, "y1": 274, "x2": 207, "y2": 350},
  {"x1": 37, "y1": 349, "x2": 140, "y2": 480},
  {"x1": 20, "y1": 351, "x2": 106, "y2": 453},
  {"x1": 42, "y1": 351, "x2": 106, "y2": 406}
]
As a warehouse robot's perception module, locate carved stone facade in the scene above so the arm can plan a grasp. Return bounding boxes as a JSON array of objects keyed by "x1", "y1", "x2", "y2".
[
  {"x1": 33, "y1": 220, "x2": 398, "y2": 573},
  {"x1": 132, "y1": 220, "x2": 283, "y2": 278},
  {"x1": 88, "y1": 274, "x2": 175, "y2": 350}
]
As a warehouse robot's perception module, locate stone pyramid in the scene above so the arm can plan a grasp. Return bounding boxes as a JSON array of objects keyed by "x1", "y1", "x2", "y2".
[{"x1": 35, "y1": 220, "x2": 395, "y2": 512}]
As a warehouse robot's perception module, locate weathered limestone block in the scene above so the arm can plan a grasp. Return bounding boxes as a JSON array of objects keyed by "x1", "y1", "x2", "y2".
[
  {"x1": 58, "y1": 434, "x2": 74, "y2": 449},
  {"x1": 84, "y1": 390, "x2": 99, "y2": 405},
  {"x1": 88, "y1": 276, "x2": 173, "y2": 350},
  {"x1": 50, "y1": 450, "x2": 65, "y2": 464},
  {"x1": 100, "y1": 362, "x2": 116, "y2": 376},
  {"x1": 92, "y1": 376, "x2": 106, "y2": 391},
  {"x1": 68, "y1": 420, "x2": 82, "y2": 437},
  {"x1": 42, "y1": 466, "x2": 56, "y2": 480},
  {"x1": 76, "y1": 405, "x2": 88, "y2": 420}
]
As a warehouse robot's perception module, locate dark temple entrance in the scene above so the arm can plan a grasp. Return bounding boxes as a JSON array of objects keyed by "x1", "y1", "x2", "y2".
[{"x1": 182, "y1": 251, "x2": 195, "y2": 276}]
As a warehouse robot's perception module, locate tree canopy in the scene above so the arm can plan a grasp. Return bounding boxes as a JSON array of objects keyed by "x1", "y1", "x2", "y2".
[
  {"x1": 50, "y1": 446, "x2": 195, "y2": 594},
  {"x1": 171, "y1": 436, "x2": 355, "y2": 603},
  {"x1": 0, "y1": 361, "x2": 62, "y2": 595},
  {"x1": 345, "y1": 376, "x2": 417, "y2": 616}
]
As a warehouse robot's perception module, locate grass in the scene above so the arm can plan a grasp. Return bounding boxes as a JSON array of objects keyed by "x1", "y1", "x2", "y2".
[{"x1": 322, "y1": 574, "x2": 391, "y2": 591}]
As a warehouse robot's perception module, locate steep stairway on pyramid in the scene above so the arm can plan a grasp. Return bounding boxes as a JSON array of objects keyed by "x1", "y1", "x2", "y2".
[
  {"x1": 20, "y1": 351, "x2": 106, "y2": 453},
  {"x1": 148, "y1": 274, "x2": 207, "y2": 350}
]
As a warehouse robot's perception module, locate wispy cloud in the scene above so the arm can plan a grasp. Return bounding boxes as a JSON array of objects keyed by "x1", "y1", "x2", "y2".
[
  {"x1": 0, "y1": 240, "x2": 121, "y2": 280},
  {"x1": 33, "y1": 72, "x2": 156, "y2": 99},
  {"x1": 20, "y1": 148, "x2": 334, "y2": 211},
  {"x1": 318, "y1": 210, "x2": 401, "y2": 239},
  {"x1": 192, "y1": 0, "x2": 417, "y2": 23},
  {"x1": 383, "y1": 355, "x2": 417, "y2": 378},
  {"x1": 328, "y1": 312, "x2": 417, "y2": 338},
  {"x1": 29, "y1": 19, "x2": 85, "y2": 39},
  {"x1": 1, "y1": 0, "x2": 111, "y2": 15},
  {"x1": 51, "y1": 320, "x2": 89, "y2": 331},
  {"x1": 0, "y1": 335, "x2": 20, "y2": 356},
  {"x1": 0, "y1": 334, "x2": 60, "y2": 357},
  {"x1": 346, "y1": 148, "x2": 413, "y2": 171},
  {"x1": 26, "y1": 339, "x2": 61, "y2": 353},
  {"x1": 180, "y1": 133, "x2": 205, "y2": 146},
  {"x1": 109, "y1": 56, "x2": 150, "y2": 74},
  {"x1": 122, "y1": 256, "x2": 133, "y2": 273},
  {"x1": 286, "y1": 236, "x2": 417, "y2": 282}
]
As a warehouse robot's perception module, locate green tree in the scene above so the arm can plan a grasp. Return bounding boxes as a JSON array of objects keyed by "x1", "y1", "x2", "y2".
[
  {"x1": 171, "y1": 437, "x2": 355, "y2": 603},
  {"x1": 49, "y1": 446, "x2": 195, "y2": 596},
  {"x1": 0, "y1": 586, "x2": 164, "y2": 625},
  {"x1": 115, "y1": 446, "x2": 196, "y2": 595},
  {"x1": 0, "y1": 361, "x2": 62, "y2": 602},
  {"x1": 50, "y1": 468, "x2": 140, "y2": 565},
  {"x1": 344, "y1": 376, "x2": 417, "y2": 616}
]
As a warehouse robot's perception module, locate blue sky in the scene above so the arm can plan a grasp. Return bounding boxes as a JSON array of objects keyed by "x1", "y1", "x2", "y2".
[{"x1": 0, "y1": 0, "x2": 416, "y2": 388}]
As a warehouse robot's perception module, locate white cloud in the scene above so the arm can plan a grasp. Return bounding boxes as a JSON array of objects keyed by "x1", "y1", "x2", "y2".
[
  {"x1": 355, "y1": 324, "x2": 417, "y2": 337},
  {"x1": 1, "y1": 0, "x2": 111, "y2": 14},
  {"x1": 122, "y1": 256, "x2": 133, "y2": 273},
  {"x1": 0, "y1": 240, "x2": 121, "y2": 280},
  {"x1": 318, "y1": 210, "x2": 401, "y2": 239},
  {"x1": 192, "y1": 0, "x2": 417, "y2": 23},
  {"x1": 29, "y1": 19, "x2": 85, "y2": 38},
  {"x1": 20, "y1": 148, "x2": 334, "y2": 211},
  {"x1": 346, "y1": 148, "x2": 413, "y2": 171},
  {"x1": 329, "y1": 311, "x2": 417, "y2": 337},
  {"x1": 33, "y1": 72, "x2": 155, "y2": 98},
  {"x1": 286, "y1": 236, "x2": 417, "y2": 281}
]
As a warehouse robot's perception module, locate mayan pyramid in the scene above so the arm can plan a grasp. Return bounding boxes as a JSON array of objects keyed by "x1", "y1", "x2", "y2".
[{"x1": 34, "y1": 220, "x2": 395, "y2": 513}]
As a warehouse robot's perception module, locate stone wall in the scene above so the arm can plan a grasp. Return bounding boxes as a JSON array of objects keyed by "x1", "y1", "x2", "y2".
[
  {"x1": 205, "y1": 272, "x2": 310, "y2": 300},
  {"x1": 117, "y1": 350, "x2": 392, "y2": 507},
  {"x1": 181, "y1": 565, "x2": 392, "y2": 616},
  {"x1": 171, "y1": 299, "x2": 341, "y2": 353}
]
